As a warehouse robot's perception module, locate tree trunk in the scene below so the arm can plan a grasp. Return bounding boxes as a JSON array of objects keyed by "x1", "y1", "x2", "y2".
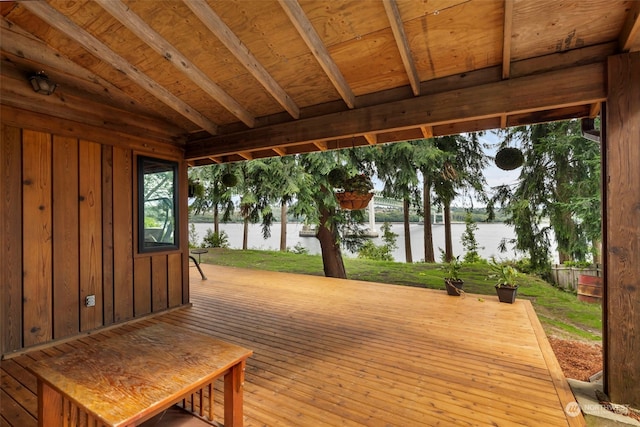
[
  {"x1": 444, "y1": 202, "x2": 453, "y2": 262},
  {"x1": 316, "y1": 205, "x2": 346, "y2": 278},
  {"x1": 242, "y1": 216, "x2": 249, "y2": 250},
  {"x1": 423, "y1": 178, "x2": 435, "y2": 262},
  {"x1": 280, "y1": 201, "x2": 287, "y2": 252},
  {"x1": 213, "y1": 205, "x2": 219, "y2": 235},
  {"x1": 403, "y1": 198, "x2": 413, "y2": 263}
]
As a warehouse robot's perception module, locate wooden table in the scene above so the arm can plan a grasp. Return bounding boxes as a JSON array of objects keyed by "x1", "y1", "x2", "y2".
[{"x1": 27, "y1": 323, "x2": 252, "y2": 427}]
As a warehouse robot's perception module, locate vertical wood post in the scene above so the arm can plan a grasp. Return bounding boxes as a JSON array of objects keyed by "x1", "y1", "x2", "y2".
[{"x1": 604, "y1": 51, "x2": 640, "y2": 408}]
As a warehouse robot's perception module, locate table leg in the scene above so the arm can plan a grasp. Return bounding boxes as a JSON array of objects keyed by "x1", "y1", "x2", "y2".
[
  {"x1": 224, "y1": 360, "x2": 246, "y2": 427},
  {"x1": 38, "y1": 380, "x2": 63, "y2": 427}
]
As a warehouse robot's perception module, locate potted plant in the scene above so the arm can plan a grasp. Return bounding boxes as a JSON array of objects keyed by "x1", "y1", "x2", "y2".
[
  {"x1": 442, "y1": 256, "x2": 464, "y2": 296},
  {"x1": 188, "y1": 178, "x2": 205, "y2": 198},
  {"x1": 328, "y1": 167, "x2": 374, "y2": 210},
  {"x1": 488, "y1": 258, "x2": 519, "y2": 303}
]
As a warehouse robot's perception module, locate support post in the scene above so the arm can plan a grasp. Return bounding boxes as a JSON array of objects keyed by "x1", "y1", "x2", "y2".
[{"x1": 604, "y1": 51, "x2": 640, "y2": 408}]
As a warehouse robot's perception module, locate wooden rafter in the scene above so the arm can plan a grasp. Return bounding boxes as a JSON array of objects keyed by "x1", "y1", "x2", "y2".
[
  {"x1": 502, "y1": 0, "x2": 513, "y2": 79},
  {"x1": 96, "y1": 0, "x2": 255, "y2": 128},
  {"x1": 272, "y1": 147, "x2": 287, "y2": 156},
  {"x1": 420, "y1": 126, "x2": 433, "y2": 139},
  {"x1": 382, "y1": 0, "x2": 420, "y2": 96},
  {"x1": 186, "y1": 63, "x2": 606, "y2": 159},
  {"x1": 619, "y1": 0, "x2": 640, "y2": 52},
  {"x1": 313, "y1": 141, "x2": 328, "y2": 151},
  {"x1": 20, "y1": 1, "x2": 219, "y2": 135},
  {"x1": 238, "y1": 152, "x2": 253, "y2": 161},
  {"x1": 278, "y1": 0, "x2": 356, "y2": 109},
  {"x1": 183, "y1": 0, "x2": 300, "y2": 120},
  {"x1": 364, "y1": 134, "x2": 378, "y2": 145}
]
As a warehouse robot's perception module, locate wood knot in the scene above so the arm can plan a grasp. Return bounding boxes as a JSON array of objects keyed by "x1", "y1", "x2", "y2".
[{"x1": 79, "y1": 195, "x2": 85, "y2": 202}]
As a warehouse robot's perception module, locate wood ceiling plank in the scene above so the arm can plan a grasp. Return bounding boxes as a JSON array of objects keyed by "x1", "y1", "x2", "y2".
[
  {"x1": 619, "y1": 0, "x2": 640, "y2": 52},
  {"x1": 183, "y1": 0, "x2": 299, "y2": 120},
  {"x1": 186, "y1": 62, "x2": 606, "y2": 159},
  {"x1": 96, "y1": 0, "x2": 255, "y2": 128},
  {"x1": 278, "y1": 0, "x2": 356, "y2": 109},
  {"x1": 382, "y1": 0, "x2": 420, "y2": 96},
  {"x1": 502, "y1": 0, "x2": 514, "y2": 79},
  {"x1": 20, "y1": 0, "x2": 219, "y2": 135}
]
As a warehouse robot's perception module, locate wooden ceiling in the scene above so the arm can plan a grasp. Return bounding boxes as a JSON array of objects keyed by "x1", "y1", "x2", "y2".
[{"x1": 1, "y1": 0, "x2": 639, "y2": 165}]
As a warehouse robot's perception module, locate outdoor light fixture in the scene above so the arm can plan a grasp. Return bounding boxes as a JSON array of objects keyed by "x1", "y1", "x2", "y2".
[{"x1": 29, "y1": 71, "x2": 57, "y2": 95}]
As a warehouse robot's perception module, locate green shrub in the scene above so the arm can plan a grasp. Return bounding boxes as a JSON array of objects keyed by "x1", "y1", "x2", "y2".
[{"x1": 202, "y1": 229, "x2": 229, "y2": 248}]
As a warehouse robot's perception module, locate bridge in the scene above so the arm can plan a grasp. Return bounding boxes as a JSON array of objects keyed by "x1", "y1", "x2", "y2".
[{"x1": 373, "y1": 193, "x2": 445, "y2": 224}]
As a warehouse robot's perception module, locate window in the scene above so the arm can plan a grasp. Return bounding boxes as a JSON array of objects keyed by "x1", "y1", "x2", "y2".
[{"x1": 138, "y1": 156, "x2": 179, "y2": 252}]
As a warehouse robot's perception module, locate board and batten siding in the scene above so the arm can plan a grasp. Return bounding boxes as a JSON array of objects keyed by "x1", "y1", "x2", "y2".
[{"x1": 0, "y1": 124, "x2": 189, "y2": 355}]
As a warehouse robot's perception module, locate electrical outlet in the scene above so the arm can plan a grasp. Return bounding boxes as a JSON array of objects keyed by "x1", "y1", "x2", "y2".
[{"x1": 85, "y1": 295, "x2": 96, "y2": 307}]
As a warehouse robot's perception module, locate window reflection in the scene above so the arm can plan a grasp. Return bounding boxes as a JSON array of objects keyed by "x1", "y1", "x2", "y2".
[{"x1": 138, "y1": 157, "x2": 179, "y2": 252}]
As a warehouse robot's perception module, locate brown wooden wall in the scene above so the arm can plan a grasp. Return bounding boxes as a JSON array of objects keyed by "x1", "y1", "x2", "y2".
[{"x1": 0, "y1": 124, "x2": 189, "y2": 355}]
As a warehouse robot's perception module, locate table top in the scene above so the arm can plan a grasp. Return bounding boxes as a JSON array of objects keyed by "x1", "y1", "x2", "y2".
[
  {"x1": 28, "y1": 323, "x2": 252, "y2": 427},
  {"x1": 190, "y1": 249, "x2": 209, "y2": 254}
]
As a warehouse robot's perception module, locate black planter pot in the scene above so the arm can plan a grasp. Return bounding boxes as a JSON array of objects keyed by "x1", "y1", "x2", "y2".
[
  {"x1": 445, "y1": 279, "x2": 464, "y2": 296},
  {"x1": 495, "y1": 285, "x2": 518, "y2": 303}
]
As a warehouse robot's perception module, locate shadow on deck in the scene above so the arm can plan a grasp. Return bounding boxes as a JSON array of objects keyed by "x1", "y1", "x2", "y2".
[{"x1": 1, "y1": 264, "x2": 584, "y2": 426}]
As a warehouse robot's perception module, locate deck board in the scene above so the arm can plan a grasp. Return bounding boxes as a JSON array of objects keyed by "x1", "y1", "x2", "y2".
[{"x1": 1, "y1": 265, "x2": 583, "y2": 426}]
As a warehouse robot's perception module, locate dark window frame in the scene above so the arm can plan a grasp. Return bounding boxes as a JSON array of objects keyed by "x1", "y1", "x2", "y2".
[{"x1": 137, "y1": 156, "x2": 179, "y2": 253}]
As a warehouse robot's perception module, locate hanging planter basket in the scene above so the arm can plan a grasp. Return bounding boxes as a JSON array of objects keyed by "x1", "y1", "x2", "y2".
[
  {"x1": 335, "y1": 191, "x2": 373, "y2": 210},
  {"x1": 221, "y1": 172, "x2": 238, "y2": 188},
  {"x1": 495, "y1": 147, "x2": 525, "y2": 170}
]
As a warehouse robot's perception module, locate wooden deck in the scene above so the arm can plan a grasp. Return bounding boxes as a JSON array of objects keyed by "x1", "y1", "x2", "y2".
[{"x1": 1, "y1": 265, "x2": 584, "y2": 426}]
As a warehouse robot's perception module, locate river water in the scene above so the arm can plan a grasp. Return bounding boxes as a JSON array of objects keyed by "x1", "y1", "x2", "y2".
[{"x1": 190, "y1": 222, "x2": 543, "y2": 263}]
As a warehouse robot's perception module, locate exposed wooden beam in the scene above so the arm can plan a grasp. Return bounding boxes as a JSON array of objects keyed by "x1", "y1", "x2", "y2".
[
  {"x1": 208, "y1": 157, "x2": 222, "y2": 164},
  {"x1": 500, "y1": 114, "x2": 508, "y2": 128},
  {"x1": 96, "y1": 0, "x2": 255, "y2": 128},
  {"x1": 420, "y1": 126, "x2": 433, "y2": 139},
  {"x1": 502, "y1": 0, "x2": 513, "y2": 79},
  {"x1": 313, "y1": 141, "x2": 328, "y2": 151},
  {"x1": 186, "y1": 63, "x2": 606, "y2": 159},
  {"x1": 278, "y1": 0, "x2": 356, "y2": 109},
  {"x1": 382, "y1": 0, "x2": 420, "y2": 96},
  {"x1": 238, "y1": 152, "x2": 253, "y2": 161},
  {"x1": 183, "y1": 0, "x2": 300, "y2": 120},
  {"x1": 364, "y1": 134, "x2": 378, "y2": 145},
  {"x1": 20, "y1": 1, "x2": 219, "y2": 135},
  {"x1": 272, "y1": 147, "x2": 287, "y2": 156},
  {"x1": 619, "y1": 0, "x2": 640, "y2": 52},
  {"x1": 590, "y1": 102, "x2": 601, "y2": 118}
]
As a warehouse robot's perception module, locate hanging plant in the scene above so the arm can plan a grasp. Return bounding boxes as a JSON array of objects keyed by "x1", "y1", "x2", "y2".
[
  {"x1": 328, "y1": 168, "x2": 374, "y2": 210},
  {"x1": 495, "y1": 147, "x2": 525, "y2": 171},
  {"x1": 221, "y1": 172, "x2": 238, "y2": 188},
  {"x1": 188, "y1": 178, "x2": 204, "y2": 198}
]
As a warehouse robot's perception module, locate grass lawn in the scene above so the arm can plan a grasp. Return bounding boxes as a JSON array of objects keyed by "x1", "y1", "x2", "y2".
[{"x1": 195, "y1": 248, "x2": 602, "y2": 342}]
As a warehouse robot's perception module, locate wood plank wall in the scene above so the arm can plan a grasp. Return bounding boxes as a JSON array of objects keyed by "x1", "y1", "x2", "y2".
[{"x1": 0, "y1": 124, "x2": 188, "y2": 355}]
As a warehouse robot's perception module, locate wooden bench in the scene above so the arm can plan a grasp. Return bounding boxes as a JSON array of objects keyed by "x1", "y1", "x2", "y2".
[{"x1": 28, "y1": 323, "x2": 252, "y2": 427}]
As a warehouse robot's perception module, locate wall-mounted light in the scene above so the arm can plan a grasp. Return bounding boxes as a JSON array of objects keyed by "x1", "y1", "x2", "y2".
[{"x1": 29, "y1": 71, "x2": 57, "y2": 95}]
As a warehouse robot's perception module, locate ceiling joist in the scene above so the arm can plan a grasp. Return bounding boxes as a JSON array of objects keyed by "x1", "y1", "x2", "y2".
[
  {"x1": 278, "y1": 0, "x2": 356, "y2": 109},
  {"x1": 96, "y1": 0, "x2": 256, "y2": 128},
  {"x1": 383, "y1": 0, "x2": 420, "y2": 96},
  {"x1": 184, "y1": 0, "x2": 300, "y2": 120},
  {"x1": 364, "y1": 134, "x2": 378, "y2": 145},
  {"x1": 272, "y1": 147, "x2": 287, "y2": 156},
  {"x1": 502, "y1": 0, "x2": 514, "y2": 79},
  {"x1": 20, "y1": 1, "x2": 219, "y2": 135},
  {"x1": 619, "y1": 0, "x2": 640, "y2": 52}
]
